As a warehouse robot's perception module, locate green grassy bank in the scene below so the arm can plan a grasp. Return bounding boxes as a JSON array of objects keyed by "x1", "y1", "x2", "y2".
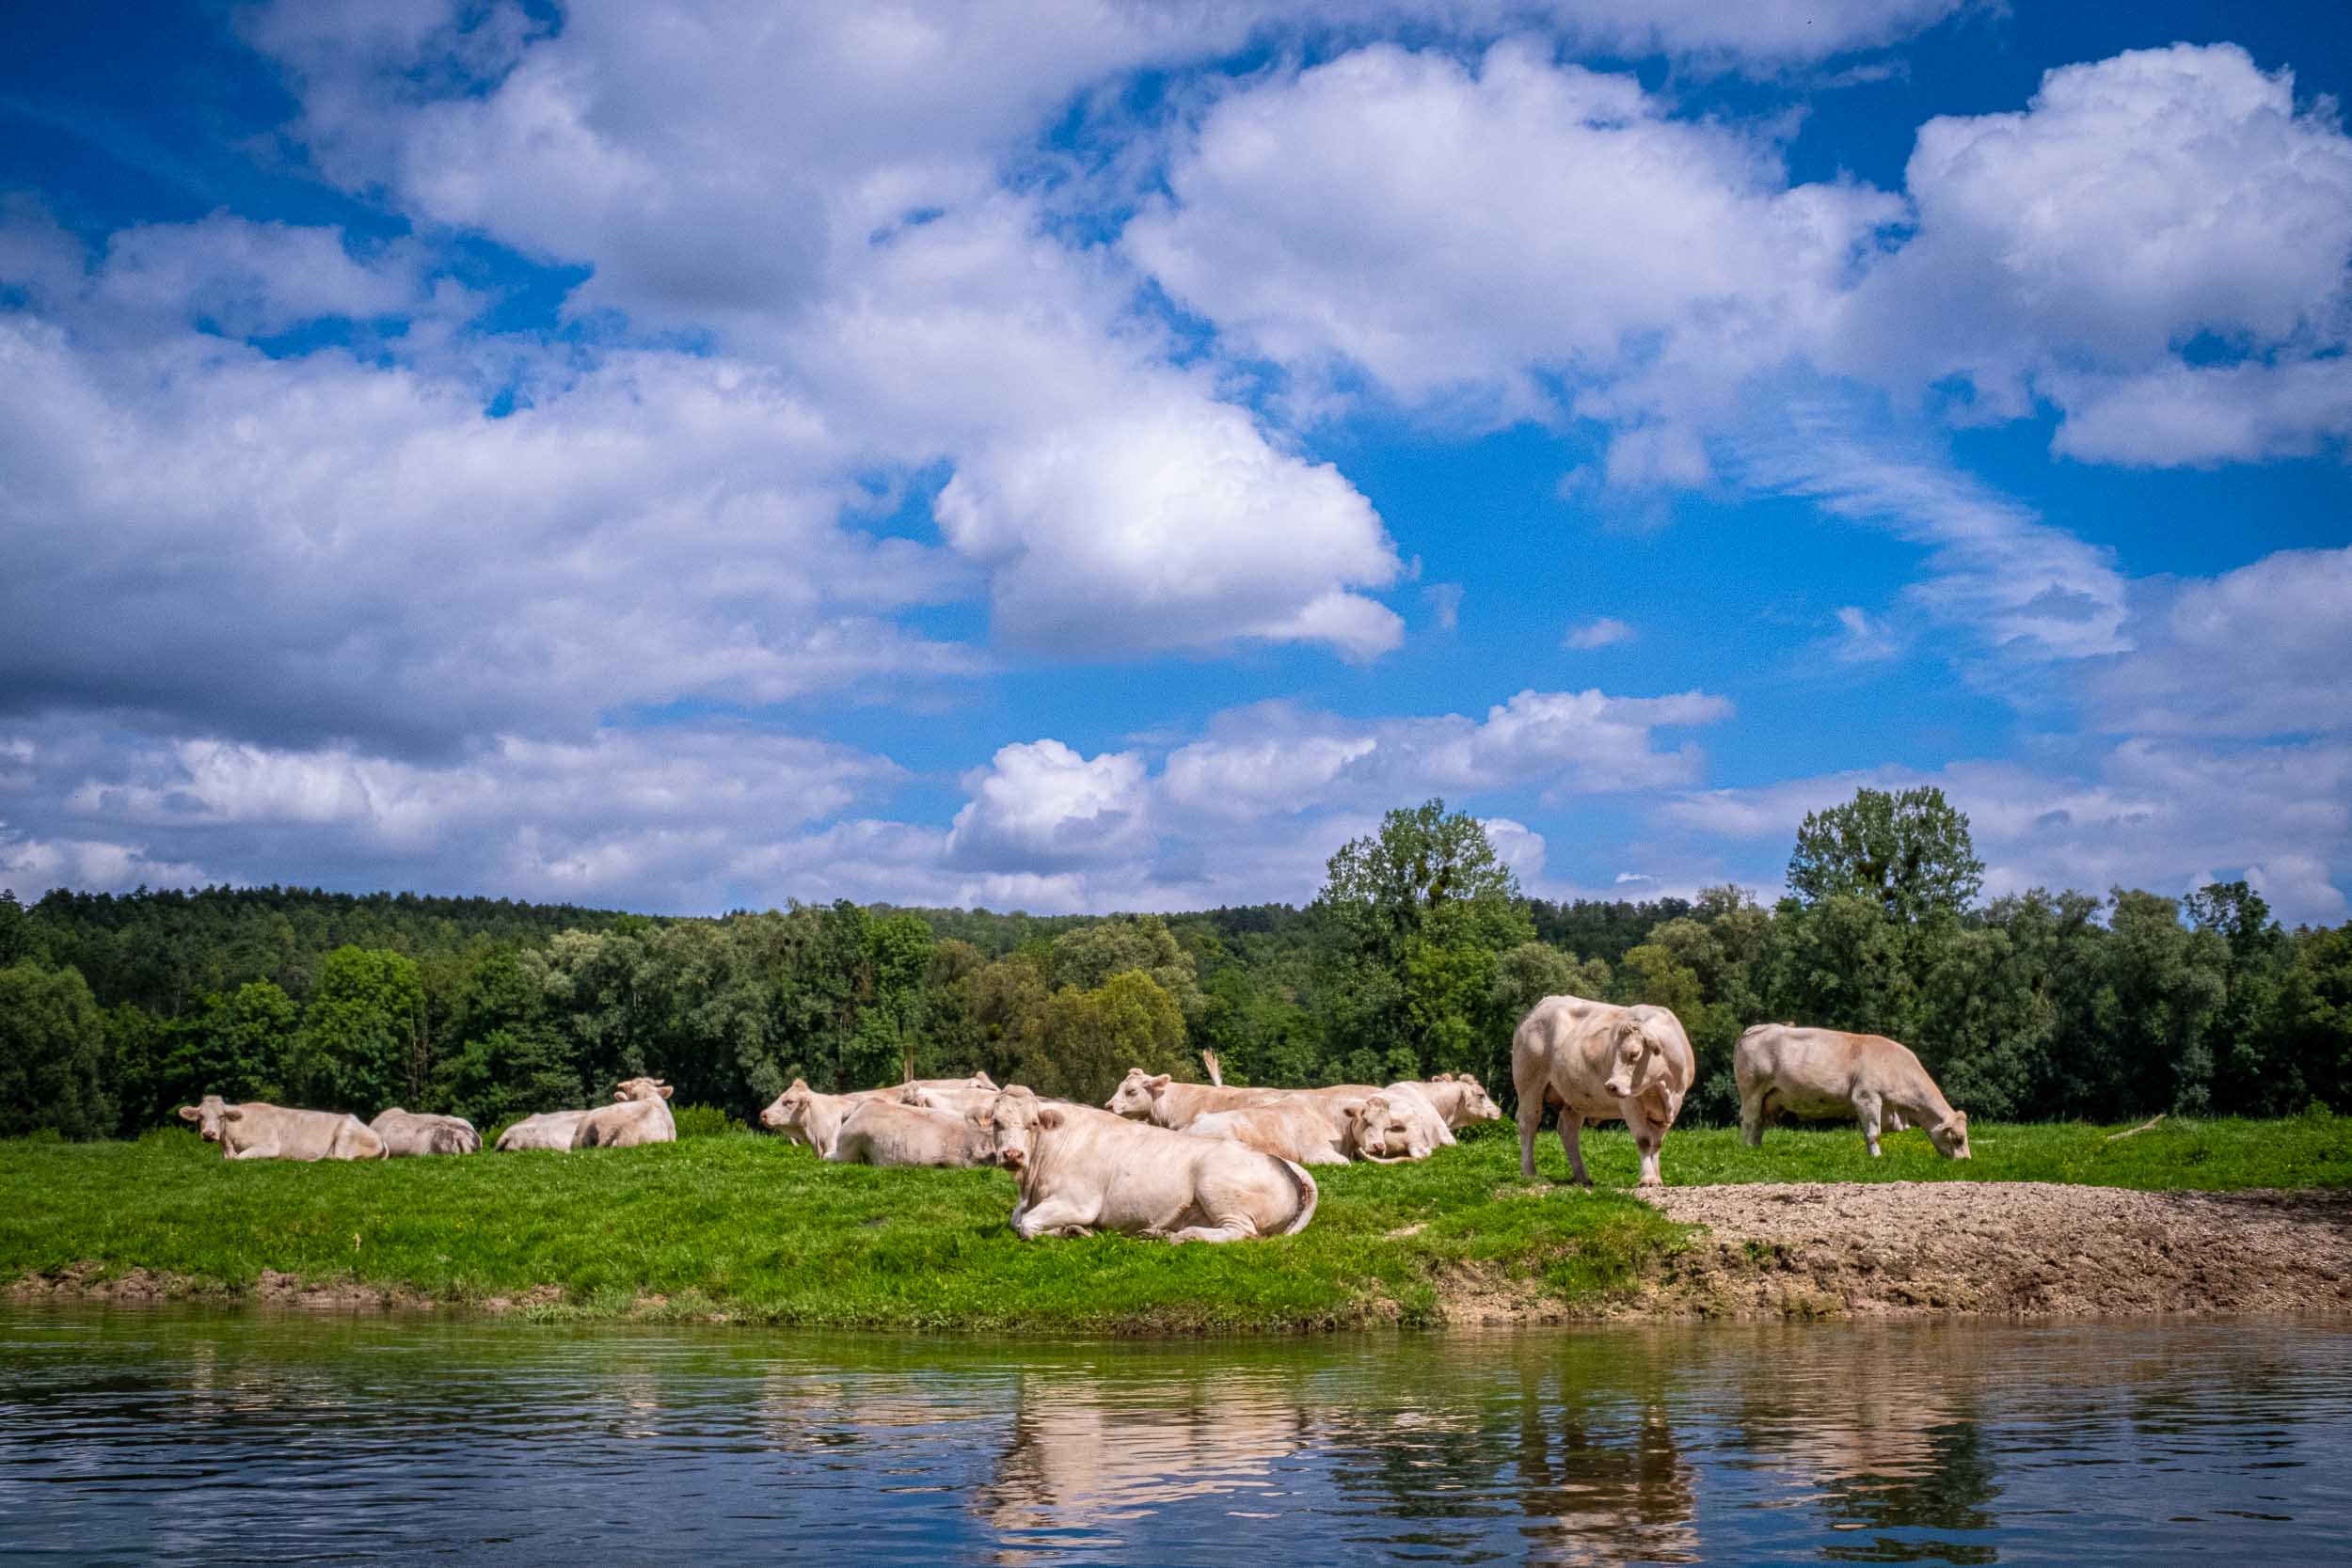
[{"x1": 4, "y1": 1116, "x2": 2345, "y2": 1333}]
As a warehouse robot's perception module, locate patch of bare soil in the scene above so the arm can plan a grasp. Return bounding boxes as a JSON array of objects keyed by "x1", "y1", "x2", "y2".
[
  {"x1": 1635, "y1": 1182, "x2": 2352, "y2": 1320},
  {"x1": 6, "y1": 1262, "x2": 197, "y2": 1304}
]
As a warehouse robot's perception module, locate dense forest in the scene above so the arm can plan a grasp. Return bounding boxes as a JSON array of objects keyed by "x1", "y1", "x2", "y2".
[{"x1": 3, "y1": 788, "x2": 2346, "y2": 1140}]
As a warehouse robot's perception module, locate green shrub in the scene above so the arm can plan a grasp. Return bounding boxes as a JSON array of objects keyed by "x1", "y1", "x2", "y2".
[{"x1": 671, "y1": 1103, "x2": 741, "y2": 1138}]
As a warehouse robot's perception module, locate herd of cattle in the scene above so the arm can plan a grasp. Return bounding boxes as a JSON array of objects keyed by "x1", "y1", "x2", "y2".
[{"x1": 172, "y1": 997, "x2": 1974, "y2": 1243}]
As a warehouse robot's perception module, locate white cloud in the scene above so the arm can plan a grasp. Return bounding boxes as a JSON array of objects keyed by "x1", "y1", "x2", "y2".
[
  {"x1": 1565, "y1": 616, "x2": 1635, "y2": 649},
  {"x1": 1829, "y1": 605, "x2": 1901, "y2": 664},
  {"x1": 2047, "y1": 357, "x2": 2352, "y2": 467},
  {"x1": 1839, "y1": 43, "x2": 2352, "y2": 456},
  {"x1": 946, "y1": 739, "x2": 1152, "y2": 872},
  {"x1": 2089, "y1": 546, "x2": 2352, "y2": 738},
  {"x1": 1125, "y1": 40, "x2": 1901, "y2": 423}
]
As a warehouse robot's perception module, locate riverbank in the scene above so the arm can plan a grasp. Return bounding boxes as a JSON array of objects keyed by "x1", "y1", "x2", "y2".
[{"x1": 5, "y1": 1116, "x2": 2346, "y2": 1330}]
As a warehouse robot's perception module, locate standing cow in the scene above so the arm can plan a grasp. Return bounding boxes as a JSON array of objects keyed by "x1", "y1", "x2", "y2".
[
  {"x1": 1734, "y1": 1024, "x2": 1972, "y2": 1159},
  {"x1": 178, "y1": 1096, "x2": 387, "y2": 1161},
  {"x1": 569, "y1": 1077, "x2": 676, "y2": 1149},
  {"x1": 1512, "y1": 995, "x2": 1695, "y2": 1188}
]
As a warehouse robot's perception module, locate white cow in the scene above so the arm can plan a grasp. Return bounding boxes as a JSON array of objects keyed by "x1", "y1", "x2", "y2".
[
  {"x1": 1347, "y1": 1089, "x2": 1443, "y2": 1164},
  {"x1": 1735, "y1": 1024, "x2": 1972, "y2": 1159},
  {"x1": 1185, "y1": 1100, "x2": 1357, "y2": 1165},
  {"x1": 494, "y1": 1110, "x2": 587, "y2": 1151},
  {"x1": 177, "y1": 1096, "x2": 386, "y2": 1161},
  {"x1": 983, "y1": 1086, "x2": 1318, "y2": 1243},
  {"x1": 569, "y1": 1077, "x2": 676, "y2": 1149},
  {"x1": 1104, "y1": 1069, "x2": 1378, "y2": 1131},
  {"x1": 1512, "y1": 995, "x2": 1696, "y2": 1188},
  {"x1": 1411, "y1": 1072, "x2": 1502, "y2": 1135},
  {"x1": 370, "y1": 1108, "x2": 481, "y2": 1156}
]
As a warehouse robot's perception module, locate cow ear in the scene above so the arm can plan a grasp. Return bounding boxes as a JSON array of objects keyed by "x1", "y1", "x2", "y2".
[
  {"x1": 972, "y1": 1071, "x2": 996, "y2": 1088},
  {"x1": 659, "y1": 1085, "x2": 674, "y2": 1099},
  {"x1": 177, "y1": 1105, "x2": 199, "y2": 1122},
  {"x1": 1038, "y1": 1107, "x2": 1065, "y2": 1129},
  {"x1": 1147, "y1": 1074, "x2": 1171, "y2": 1090},
  {"x1": 789, "y1": 1078, "x2": 809, "y2": 1093},
  {"x1": 613, "y1": 1091, "x2": 628, "y2": 1102},
  {"x1": 223, "y1": 1107, "x2": 244, "y2": 1121}
]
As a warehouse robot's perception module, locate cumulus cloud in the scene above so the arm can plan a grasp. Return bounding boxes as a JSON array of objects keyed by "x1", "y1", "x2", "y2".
[
  {"x1": 946, "y1": 739, "x2": 1153, "y2": 872},
  {"x1": 1127, "y1": 40, "x2": 1901, "y2": 425},
  {"x1": 1839, "y1": 43, "x2": 2352, "y2": 458}
]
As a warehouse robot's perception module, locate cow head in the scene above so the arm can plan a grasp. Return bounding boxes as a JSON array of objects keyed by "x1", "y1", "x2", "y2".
[
  {"x1": 176, "y1": 1095, "x2": 241, "y2": 1144},
  {"x1": 967, "y1": 1070, "x2": 998, "y2": 1090},
  {"x1": 1930, "y1": 1109, "x2": 1972, "y2": 1161},
  {"x1": 612, "y1": 1077, "x2": 673, "y2": 1103},
  {"x1": 1447, "y1": 1074, "x2": 1502, "y2": 1122},
  {"x1": 759, "y1": 1078, "x2": 813, "y2": 1130},
  {"x1": 981, "y1": 1086, "x2": 1061, "y2": 1172},
  {"x1": 1104, "y1": 1068, "x2": 1168, "y2": 1117},
  {"x1": 1603, "y1": 1015, "x2": 1669, "y2": 1101},
  {"x1": 1351, "y1": 1094, "x2": 1433, "y2": 1164}
]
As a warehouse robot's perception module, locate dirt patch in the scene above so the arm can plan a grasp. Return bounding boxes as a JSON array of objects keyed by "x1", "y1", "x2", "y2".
[
  {"x1": 1634, "y1": 1182, "x2": 2352, "y2": 1320},
  {"x1": 6, "y1": 1262, "x2": 199, "y2": 1304}
]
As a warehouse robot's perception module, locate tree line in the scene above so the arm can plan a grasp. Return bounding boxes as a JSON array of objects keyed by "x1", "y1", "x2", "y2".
[{"x1": 2, "y1": 787, "x2": 2346, "y2": 1139}]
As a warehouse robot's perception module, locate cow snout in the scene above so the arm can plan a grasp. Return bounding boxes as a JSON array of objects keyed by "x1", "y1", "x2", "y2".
[
  {"x1": 997, "y1": 1146, "x2": 1026, "y2": 1170},
  {"x1": 1603, "y1": 1077, "x2": 1631, "y2": 1100}
]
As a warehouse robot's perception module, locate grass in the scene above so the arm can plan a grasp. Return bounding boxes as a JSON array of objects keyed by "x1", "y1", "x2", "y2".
[{"x1": 3, "y1": 1114, "x2": 2344, "y2": 1333}]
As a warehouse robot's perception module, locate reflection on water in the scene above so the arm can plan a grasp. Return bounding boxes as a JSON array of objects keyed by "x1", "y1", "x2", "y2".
[{"x1": 0, "y1": 1310, "x2": 2345, "y2": 1564}]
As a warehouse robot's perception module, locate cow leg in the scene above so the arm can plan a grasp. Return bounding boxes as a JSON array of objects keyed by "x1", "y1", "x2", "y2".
[
  {"x1": 1739, "y1": 1086, "x2": 1766, "y2": 1148},
  {"x1": 1011, "y1": 1196, "x2": 1096, "y2": 1241},
  {"x1": 228, "y1": 1142, "x2": 280, "y2": 1160},
  {"x1": 1855, "y1": 1093, "x2": 1883, "y2": 1157},
  {"x1": 1624, "y1": 1103, "x2": 1665, "y2": 1188},
  {"x1": 1167, "y1": 1213, "x2": 1262, "y2": 1244},
  {"x1": 1557, "y1": 1114, "x2": 1590, "y2": 1187},
  {"x1": 1518, "y1": 1091, "x2": 1547, "y2": 1179}
]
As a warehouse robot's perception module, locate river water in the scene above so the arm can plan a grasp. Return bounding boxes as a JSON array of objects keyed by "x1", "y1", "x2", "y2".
[{"x1": 1, "y1": 1309, "x2": 2345, "y2": 1564}]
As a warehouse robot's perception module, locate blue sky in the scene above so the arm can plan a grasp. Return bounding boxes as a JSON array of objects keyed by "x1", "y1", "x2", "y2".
[{"x1": 2, "y1": 1, "x2": 2347, "y2": 921}]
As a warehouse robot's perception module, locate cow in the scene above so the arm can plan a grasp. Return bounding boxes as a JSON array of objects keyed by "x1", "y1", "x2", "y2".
[
  {"x1": 1512, "y1": 995, "x2": 1696, "y2": 1189},
  {"x1": 1347, "y1": 1086, "x2": 1447, "y2": 1163},
  {"x1": 1411, "y1": 1072, "x2": 1503, "y2": 1135},
  {"x1": 370, "y1": 1108, "x2": 481, "y2": 1156},
  {"x1": 897, "y1": 1074, "x2": 1004, "y2": 1120},
  {"x1": 760, "y1": 1079, "x2": 861, "y2": 1154},
  {"x1": 982, "y1": 1086, "x2": 1318, "y2": 1243},
  {"x1": 1104, "y1": 1069, "x2": 1378, "y2": 1131},
  {"x1": 177, "y1": 1096, "x2": 387, "y2": 1161},
  {"x1": 1184, "y1": 1100, "x2": 1356, "y2": 1165},
  {"x1": 832, "y1": 1098, "x2": 996, "y2": 1167},
  {"x1": 1734, "y1": 1024, "x2": 1972, "y2": 1159},
  {"x1": 569, "y1": 1077, "x2": 676, "y2": 1149},
  {"x1": 494, "y1": 1110, "x2": 587, "y2": 1151}
]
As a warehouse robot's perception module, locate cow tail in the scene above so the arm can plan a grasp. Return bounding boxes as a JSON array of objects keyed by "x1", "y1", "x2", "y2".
[{"x1": 1277, "y1": 1158, "x2": 1319, "y2": 1236}]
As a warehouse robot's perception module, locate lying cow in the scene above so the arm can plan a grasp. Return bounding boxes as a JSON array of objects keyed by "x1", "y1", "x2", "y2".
[
  {"x1": 1412, "y1": 1072, "x2": 1502, "y2": 1135},
  {"x1": 178, "y1": 1096, "x2": 386, "y2": 1161},
  {"x1": 1347, "y1": 1087, "x2": 1447, "y2": 1163},
  {"x1": 494, "y1": 1110, "x2": 587, "y2": 1151},
  {"x1": 1186, "y1": 1099, "x2": 1357, "y2": 1165},
  {"x1": 1512, "y1": 995, "x2": 1696, "y2": 1188},
  {"x1": 983, "y1": 1086, "x2": 1317, "y2": 1243},
  {"x1": 569, "y1": 1077, "x2": 676, "y2": 1149},
  {"x1": 1104, "y1": 1069, "x2": 1378, "y2": 1131},
  {"x1": 762, "y1": 1079, "x2": 993, "y2": 1166},
  {"x1": 898, "y1": 1074, "x2": 1004, "y2": 1120},
  {"x1": 1734, "y1": 1024, "x2": 1972, "y2": 1159},
  {"x1": 370, "y1": 1108, "x2": 481, "y2": 1156}
]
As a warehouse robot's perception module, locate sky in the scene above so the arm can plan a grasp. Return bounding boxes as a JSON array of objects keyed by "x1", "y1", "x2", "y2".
[{"x1": 1, "y1": 0, "x2": 2348, "y2": 923}]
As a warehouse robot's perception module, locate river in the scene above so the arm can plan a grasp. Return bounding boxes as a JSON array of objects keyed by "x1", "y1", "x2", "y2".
[{"x1": 1, "y1": 1309, "x2": 2345, "y2": 1563}]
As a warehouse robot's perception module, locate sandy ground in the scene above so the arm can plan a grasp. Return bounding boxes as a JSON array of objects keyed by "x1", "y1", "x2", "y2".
[{"x1": 1629, "y1": 1181, "x2": 2352, "y2": 1320}]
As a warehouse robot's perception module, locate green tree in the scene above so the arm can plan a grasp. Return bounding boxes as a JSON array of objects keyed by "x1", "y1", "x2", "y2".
[
  {"x1": 1788, "y1": 785, "x2": 1985, "y2": 923},
  {"x1": 2274, "y1": 924, "x2": 2352, "y2": 1112},
  {"x1": 1048, "y1": 914, "x2": 1205, "y2": 1025},
  {"x1": 2106, "y1": 889, "x2": 2227, "y2": 1115},
  {"x1": 1016, "y1": 970, "x2": 1188, "y2": 1105},
  {"x1": 293, "y1": 946, "x2": 425, "y2": 1111},
  {"x1": 0, "y1": 962, "x2": 116, "y2": 1139},
  {"x1": 0, "y1": 888, "x2": 33, "y2": 966},
  {"x1": 2185, "y1": 880, "x2": 2288, "y2": 1113},
  {"x1": 160, "y1": 979, "x2": 297, "y2": 1107}
]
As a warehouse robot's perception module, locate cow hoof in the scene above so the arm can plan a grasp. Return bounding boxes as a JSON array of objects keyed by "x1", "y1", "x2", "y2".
[{"x1": 1636, "y1": 1177, "x2": 1662, "y2": 1189}]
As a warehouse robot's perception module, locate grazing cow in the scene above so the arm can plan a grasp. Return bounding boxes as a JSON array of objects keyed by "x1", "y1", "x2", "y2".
[
  {"x1": 983, "y1": 1086, "x2": 1318, "y2": 1243},
  {"x1": 370, "y1": 1108, "x2": 481, "y2": 1156},
  {"x1": 1185, "y1": 1100, "x2": 1357, "y2": 1165},
  {"x1": 1347, "y1": 1087, "x2": 1446, "y2": 1163},
  {"x1": 177, "y1": 1096, "x2": 386, "y2": 1161},
  {"x1": 569, "y1": 1077, "x2": 676, "y2": 1149},
  {"x1": 1735, "y1": 1024, "x2": 1972, "y2": 1159},
  {"x1": 1412, "y1": 1072, "x2": 1502, "y2": 1135},
  {"x1": 494, "y1": 1110, "x2": 587, "y2": 1151},
  {"x1": 1512, "y1": 995, "x2": 1696, "y2": 1189}
]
